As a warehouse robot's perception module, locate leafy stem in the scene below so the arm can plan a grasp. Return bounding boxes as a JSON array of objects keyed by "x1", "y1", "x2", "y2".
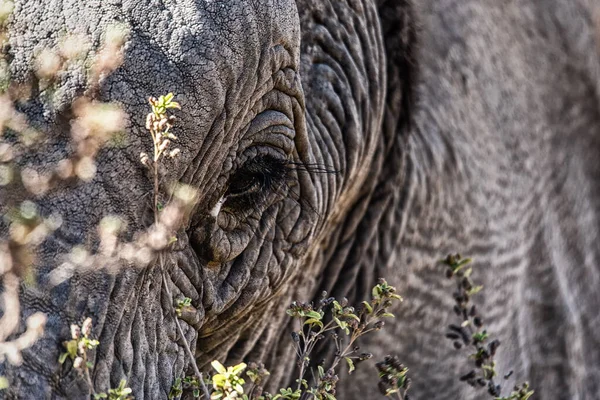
[{"x1": 441, "y1": 254, "x2": 534, "y2": 400}]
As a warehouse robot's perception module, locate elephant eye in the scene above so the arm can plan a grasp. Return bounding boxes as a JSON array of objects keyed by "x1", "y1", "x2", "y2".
[
  {"x1": 225, "y1": 155, "x2": 290, "y2": 200},
  {"x1": 226, "y1": 170, "x2": 264, "y2": 197}
]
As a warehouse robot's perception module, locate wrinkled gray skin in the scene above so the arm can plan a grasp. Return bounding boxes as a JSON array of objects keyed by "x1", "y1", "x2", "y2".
[{"x1": 2, "y1": 0, "x2": 600, "y2": 399}]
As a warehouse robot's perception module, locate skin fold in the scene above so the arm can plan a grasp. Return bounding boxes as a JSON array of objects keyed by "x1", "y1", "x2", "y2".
[{"x1": 1, "y1": 0, "x2": 599, "y2": 399}]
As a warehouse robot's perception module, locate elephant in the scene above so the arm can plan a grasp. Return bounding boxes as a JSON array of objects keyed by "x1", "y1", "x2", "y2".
[{"x1": 1, "y1": 0, "x2": 600, "y2": 399}]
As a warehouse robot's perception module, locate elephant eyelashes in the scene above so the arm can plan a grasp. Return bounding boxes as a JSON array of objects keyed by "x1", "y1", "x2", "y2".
[
  {"x1": 223, "y1": 155, "x2": 335, "y2": 215},
  {"x1": 225, "y1": 155, "x2": 291, "y2": 201}
]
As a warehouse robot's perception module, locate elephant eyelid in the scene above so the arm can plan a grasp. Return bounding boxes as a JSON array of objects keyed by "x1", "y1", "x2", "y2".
[
  {"x1": 224, "y1": 156, "x2": 337, "y2": 205},
  {"x1": 225, "y1": 155, "x2": 291, "y2": 200}
]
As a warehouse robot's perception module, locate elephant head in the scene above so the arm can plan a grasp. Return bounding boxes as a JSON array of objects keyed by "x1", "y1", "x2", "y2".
[
  {"x1": 0, "y1": 0, "x2": 416, "y2": 397},
  {"x1": 2, "y1": 0, "x2": 600, "y2": 399}
]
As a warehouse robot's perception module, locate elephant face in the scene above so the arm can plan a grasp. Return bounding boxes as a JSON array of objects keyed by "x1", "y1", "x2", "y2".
[
  {"x1": 2, "y1": 0, "x2": 395, "y2": 397},
  {"x1": 7, "y1": 0, "x2": 599, "y2": 399}
]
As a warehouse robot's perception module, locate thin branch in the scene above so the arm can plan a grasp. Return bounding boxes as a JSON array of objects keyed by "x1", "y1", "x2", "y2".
[{"x1": 160, "y1": 261, "x2": 210, "y2": 400}]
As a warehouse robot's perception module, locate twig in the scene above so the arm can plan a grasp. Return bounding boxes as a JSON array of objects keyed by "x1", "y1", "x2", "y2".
[{"x1": 160, "y1": 256, "x2": 210, "y2": 400}]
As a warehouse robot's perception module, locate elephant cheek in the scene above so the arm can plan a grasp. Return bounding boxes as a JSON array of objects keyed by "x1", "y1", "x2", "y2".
[{"x1": 189, "y1": 216, "x2": 250, "y2": 265}]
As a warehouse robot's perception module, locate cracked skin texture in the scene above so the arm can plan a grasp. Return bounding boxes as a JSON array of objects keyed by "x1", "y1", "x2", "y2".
[{"x1": 2, "y1": 0, "x2": 600, "y2": 399}]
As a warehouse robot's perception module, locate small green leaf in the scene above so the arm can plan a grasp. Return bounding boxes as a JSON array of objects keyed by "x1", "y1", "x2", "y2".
[
  {"x1": 332, "y1": 300, "x2": 342, "y2": 311},
  {"x1": 467, "y1": 285, "x2": 483, "y2": 295},
  {"x1": 305, "y1": 310, "x2": 322, "y2": 320},
  {"x1": 345, "y1": 357, "x2": 355, "y2": 374},
  {"x1": 58, "y1": 352, "x2": 69, "y2": 364},
  {"x1": 361, "y1": 301, "x2": 373, "y2": 314},
  {"x1": 231, "y1": 362, "x2": 247, "y2": 375},
  {"x1": 211, "y1": 360, "x2": 227, "y2": 374},
  {"x1": 345, "y1": 313, "x2": 361, "y2": 322},
  {"x1": 0, "y1": 376, "x2": 9, "y2": 390},
  {"x1": 304, "y1": 318, "x2": 323, "y2": 328},
  {"x1": 66, "y1": 340, "x2": 78, "y2": 358}
]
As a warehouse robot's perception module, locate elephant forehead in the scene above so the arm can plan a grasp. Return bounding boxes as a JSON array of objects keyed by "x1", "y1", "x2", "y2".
[
  {"x1": 121, "y1": 0, "x2": 302, "y2": 130},
  {"x1": 123, "y1": 0, "x2": 301, "y2": 78},
  {"x1": 11, "y1": 0, "x2": 301, "y2": 129},
  {"x1": 112, "y1": 0, "x2": 304, "y2": 186},
  {"x1": 11, "y1": 0, "x2": 303, "y2": 189}
]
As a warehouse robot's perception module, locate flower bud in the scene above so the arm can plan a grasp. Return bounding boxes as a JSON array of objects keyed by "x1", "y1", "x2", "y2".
[
  {"x1": 158, "y1": 139, "x2": 170, "y2": 152},
  {"x1": 145, "y1": 113, "x2": 154, "y2": 130},
  {"x1": 82, "y1": 317, "x2": 93, "y2": 337},
  {"x1": 73, "y1": 357, "x2": 83, "y2": 369},
  {"x1": 70, "y1": 324, "x2": 81, "y2": 340},
  {"x1": 158, "y1": 117, "x2": 168, "y2": 131},
  {"x1": 140, "y1": 152, "x2": 150, "y2": 166}
]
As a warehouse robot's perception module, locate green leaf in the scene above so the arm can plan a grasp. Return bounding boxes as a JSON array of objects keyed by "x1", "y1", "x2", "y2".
[
  {"x1": 212, "y1": 374, "x2": 226, "y2": 387},
  {"x1": 333, "y1": 317, "x2": 347, "y2": 330},
  {"x1": 361, "y1": 301, "x2": 373, "y2": 314},
  {"x1": 305, "y1": 310, "x2": 322, "y2": 320},
  {"x1": 345, "y1": 357, "x2": 355, "y2": 374},
  {"x1": 304, "y1": 318, "x2": 323, "y2": 329},
  {"x1": 231, "y1": 362, "x2": 247, "y2": 375},
  {"x1": 58, "y1": 352, "x2": 69, "y2": 364},
  {"x1": 380, "y1": 313, "x2": 395, "y2": 319},
  {"x1": 0, "y1": 376, "x2": 8, "y2": 390},
  {"x1": 211, "y1": 360, "x2": 227, "y2": 374},
  {"x1": 345, "y1": 313, "x2": 361, "y2": 322},
  {"x1": 372, "y1": 286, "x2": 381, "y2": 299},
  {"x1": 467, "y1": 285, "x2": 483, "y2": 295},
  {"x1": 66, "y1": 340, "x2": 78, "y2": 358},
  {"x1": 397, "y1": 375, "x2": 406, "y2": 389}
]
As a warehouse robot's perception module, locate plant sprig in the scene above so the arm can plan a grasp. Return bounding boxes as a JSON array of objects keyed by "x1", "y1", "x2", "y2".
[
  {"x1": 441, "y1": 254, "x2": 534, "y2": 400},
  {"x1": 376, "y1": 355, "x2": 411, "y2": 400},
  {"x1": 284, "y1": 278, "x2": 402, "y2": 399}
]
